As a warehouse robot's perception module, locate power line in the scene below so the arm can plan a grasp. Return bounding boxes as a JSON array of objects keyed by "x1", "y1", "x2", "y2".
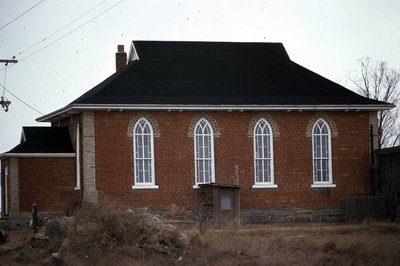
[
  {"x1": 14, "y1": 0, "x2": 110, "y2": 58},
  {"x1": 19, "y1": 0, "x2": 126, "y2": 62},
  {"x1": 0, "y1": 0, "x2": 126, "y2": 71},
  {"x1": 0, "y1": 83, "x2": 44, "y2": 115},
  {"x1": 0, "y1": 0, "x2": 126, "y2": 114},
  {"x1": 0, "y1": 0, "x2": 45, "y2": 31},
  {"x1": 2, "y1": 68, "x2": 7, "y2": 97}
]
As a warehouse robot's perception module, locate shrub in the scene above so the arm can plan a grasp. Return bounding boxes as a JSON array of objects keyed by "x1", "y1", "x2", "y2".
[{"x1": 14, "y1": 202, "x2": 192, "y2": 265}]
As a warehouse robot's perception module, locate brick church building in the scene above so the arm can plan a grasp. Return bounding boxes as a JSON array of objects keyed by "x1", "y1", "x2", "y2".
[{"x1": 1, "y1": 41, "x2": 393, "y2": 222}]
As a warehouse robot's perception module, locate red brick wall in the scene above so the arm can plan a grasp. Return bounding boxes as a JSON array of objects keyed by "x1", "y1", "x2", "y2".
[
  {"x1": 18, "y1": 158, "x2": 80, "y2": 212},
  {"x1": 93, "y1": 111, "x2": 370, "y2": 210}
]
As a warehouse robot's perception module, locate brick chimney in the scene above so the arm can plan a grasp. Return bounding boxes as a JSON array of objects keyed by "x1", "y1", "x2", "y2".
[{"x1": 115, "y1": 45, "x2": 127, "y2": 72}]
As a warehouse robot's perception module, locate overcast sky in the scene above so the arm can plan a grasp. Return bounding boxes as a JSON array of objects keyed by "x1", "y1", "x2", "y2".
[{"x1": 0, "y1": 0, "x2": 399, "y2": 153}]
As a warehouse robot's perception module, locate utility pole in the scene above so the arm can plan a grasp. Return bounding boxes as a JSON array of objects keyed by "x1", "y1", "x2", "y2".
[
  {"x1": 1, "y1": 58, "x2": 18, "y2": 111},
  {"x1": 0, "y1": 59, "x2": 18, "y2": 65}
]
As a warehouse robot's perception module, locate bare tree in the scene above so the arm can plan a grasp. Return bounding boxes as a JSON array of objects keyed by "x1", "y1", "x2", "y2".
[{"x1": 350, "y1": 57, "x2": 400, "y2": 148}]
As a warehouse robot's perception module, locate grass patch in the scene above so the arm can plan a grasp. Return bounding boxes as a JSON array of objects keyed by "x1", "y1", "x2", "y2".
[{"x1": 179, "y1": 222, "x2": 400, "y2": 265}]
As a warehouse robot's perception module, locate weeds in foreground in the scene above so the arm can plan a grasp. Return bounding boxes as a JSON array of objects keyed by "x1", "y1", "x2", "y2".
[
  {"x1": 3, "y1": 204, "x2": 400, "y2": 266},
  {"x1": 181, "y1": 222, "x2": 400, "y2": 266},
  {"x1": 10, "y1": 202, "x2": 195, "y2": 265}
]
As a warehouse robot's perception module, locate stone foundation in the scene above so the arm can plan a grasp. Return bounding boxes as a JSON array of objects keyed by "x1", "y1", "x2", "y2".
[{"x1": 242, "y1": 208, "x2": 344, "y2": 224}]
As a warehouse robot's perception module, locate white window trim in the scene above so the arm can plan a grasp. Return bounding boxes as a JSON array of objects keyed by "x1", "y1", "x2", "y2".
[
  {"x1": 311, "y1": 118, "x2": 335, "y2": 187},
  {"x1": 253, "y1": 118, "x2": 276, "y2": 187},
  {"x1": 311, "y1": 184, "x2": 336, "y2": 188},
  {"x1": 194, "y1": 118, "x2": 215, "y2": 186},
  {"x1": 252, "y1": 184, "x2": 278, "y2": 189},
  {"x1": 133, "y1": 118, "x2": 157, "y2": 189},
  {"x1": 132, "y1": 184, "x2": 159, "y2": 189}
]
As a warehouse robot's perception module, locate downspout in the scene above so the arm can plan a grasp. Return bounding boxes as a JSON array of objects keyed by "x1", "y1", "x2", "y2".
[
  {"x1": 4, "y1": 165, "x2": 8, "y2": 216},
  {"x1": 369, "y1": 111, "x2": 379, "y2": 195},
  {"x1": 370, "y1": 124, "x2": 375, "y2": 195},
  {"x1": 75, "y1": 122, "x2": 81, "y2": 190}
]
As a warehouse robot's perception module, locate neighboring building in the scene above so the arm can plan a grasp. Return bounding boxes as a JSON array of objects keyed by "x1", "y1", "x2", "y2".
[
  {"x1": 0, "y1": 41, "x2": 394, "y2": 222},
  {"x1": 1, "y1": 127, "x2": 79, "y2": 218}
]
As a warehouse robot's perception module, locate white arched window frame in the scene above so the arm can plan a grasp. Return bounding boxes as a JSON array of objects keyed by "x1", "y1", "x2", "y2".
[
  {"x1": 132, "y1": 118, "x2": 158, "y2": 189},
  {"x1": 252, "y1": 119, "x2": 277, "y2": 188},
  {"x1": 194, "y1": 119, "x2": 215, "y2": 187},
  {"x1": 311, "y1": 119, "x2": 335, "y2": 188}
]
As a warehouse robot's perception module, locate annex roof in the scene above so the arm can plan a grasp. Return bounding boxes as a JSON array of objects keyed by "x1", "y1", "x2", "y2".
[
  {"x1": 37, "y1": 41, "x2": 394, "y2": 122},
  {"x1": 1, "y1": 127, "x2": 75, "y2": 157}
]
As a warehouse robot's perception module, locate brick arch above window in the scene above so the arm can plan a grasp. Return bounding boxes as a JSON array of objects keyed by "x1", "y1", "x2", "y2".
[
  {"x1": 127, "y1": 113, "x2": 161, "y2": 138},
  {"x1": 306, "y1": 113, "x2": 338, "y2": 138},
  {"x1": 247, "y1": 113, "x2": 280, "y2": 138},
  {"x1": 187, "y1": 113, "x2": 220, "y2": 137}
]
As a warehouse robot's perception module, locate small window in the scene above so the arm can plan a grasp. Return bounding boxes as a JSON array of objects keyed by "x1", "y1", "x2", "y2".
[
  {"x1": 194, "y1": 119, "x2": 215, "y2": 186},
  {"x1": 253, "y1": 119, "x2": 277, "y2": 188},
  {"x1": 133, "y1": 118, "x2": 158, "y2": 189},
  {"x1": 312, "y1": 119, "x2": 335, "y2": 187}
]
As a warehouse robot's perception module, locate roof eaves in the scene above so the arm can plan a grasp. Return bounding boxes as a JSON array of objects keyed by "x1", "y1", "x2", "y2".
[
  {"x1": 36, "y1": 104, "x2": 75, "y2": 122},
  {"x1": 36, "y1": 103, "x2": 396, "y2": 122},
  {"x1": 0, "y1": 152, "x2": 76, "y2": 159}
]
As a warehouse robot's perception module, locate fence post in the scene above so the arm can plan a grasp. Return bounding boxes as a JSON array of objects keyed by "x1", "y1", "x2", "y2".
[{"x1": 32, "y1": 203, "x2": 38, "y2": 234}]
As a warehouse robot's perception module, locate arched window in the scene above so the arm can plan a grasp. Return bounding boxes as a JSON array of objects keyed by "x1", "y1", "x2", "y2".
[
  {"x1": 253, "y1": 119, "x2": 276, "y2": 188},
  {"x1": 194, "y1": 119, "x2": 215, "y2": 185},
  {"x1": 133, "y1": 118, "x2": 157, "y2": 189},
  {"x1": 312, "y1": 119, "x2": 334, "y2": 187}
]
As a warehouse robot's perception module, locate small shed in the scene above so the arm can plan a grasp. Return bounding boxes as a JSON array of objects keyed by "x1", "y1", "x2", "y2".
[
  {"x1": 198, "y1": 183, "x2": 240, "y2": 227},
  {"x1": 376, "y1": 146, "x2": 400, "y2": 220}
]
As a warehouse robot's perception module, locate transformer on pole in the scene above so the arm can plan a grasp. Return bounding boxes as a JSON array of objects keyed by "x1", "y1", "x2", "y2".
[{"x1": 0, "y1": 58, "x2": 18, "y2": 111}]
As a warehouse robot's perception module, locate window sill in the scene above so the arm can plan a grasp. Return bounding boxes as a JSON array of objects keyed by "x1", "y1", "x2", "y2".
[
  {"x1": 132, "y1": 185, "x2": 159, "y2": 190},
  {"x1": 74, "y1": 187, "x2": 81, "y2": 191},
  {"x1": 252, "y1": 184, "x2": 278, "y2": 189},
  {"x1": 193, "y1": 183, "x2": 213, "y2": 189},
  {"x1": 311, "y1": 184, "x2": 336, "y2": 188}
]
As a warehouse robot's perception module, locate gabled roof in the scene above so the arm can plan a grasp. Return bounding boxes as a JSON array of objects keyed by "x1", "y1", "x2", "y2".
[
  {"x1": 1, "y1": 127, "x2": 75, "y2": 157},
  {"x1": 37, "y1": 41, "x2": 394, "y2": 122}
]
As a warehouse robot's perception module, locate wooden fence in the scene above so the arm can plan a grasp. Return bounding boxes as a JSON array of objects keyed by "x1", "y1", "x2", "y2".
[{"x1": 376, "y1": 146, "x2": 400, "y2": 220}]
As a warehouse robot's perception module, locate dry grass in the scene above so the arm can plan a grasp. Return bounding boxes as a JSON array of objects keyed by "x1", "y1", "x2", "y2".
[{"x1": 179, "y1": 222, "x2": 400, "y2": 266}]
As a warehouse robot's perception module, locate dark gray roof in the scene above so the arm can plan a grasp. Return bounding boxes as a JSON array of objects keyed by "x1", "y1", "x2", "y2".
[
  {"x1": 6, "y1": 127, "x2": 74, "y2": 154},
  {"x1": 71, "y1": 41, "x2": 389, "y2": 106}
]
